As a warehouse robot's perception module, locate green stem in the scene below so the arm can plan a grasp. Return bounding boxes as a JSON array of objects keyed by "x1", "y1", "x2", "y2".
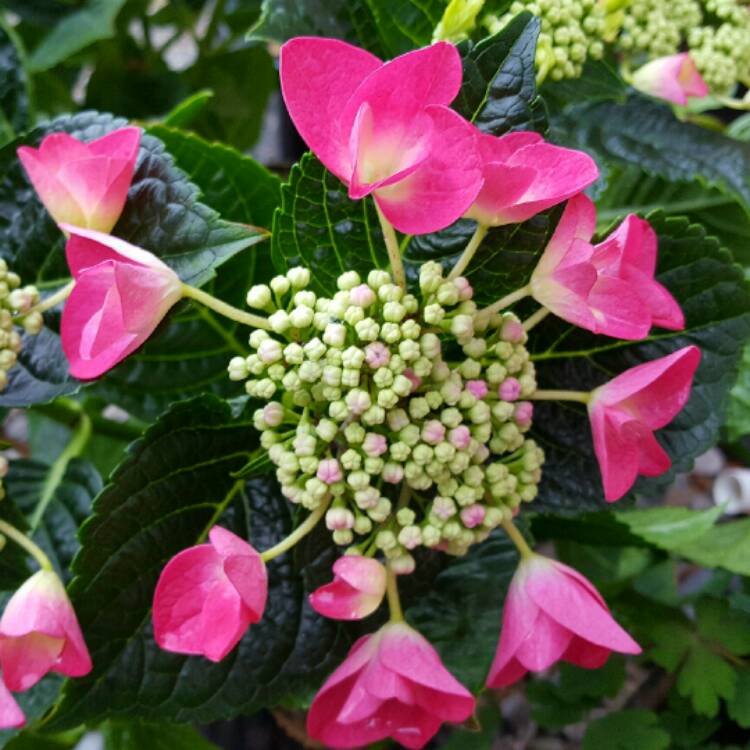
[
  {"x1": 30, "y1": 412, "x2": 92, "y2": 532},
  {"x1": 374, "y1": 202, "x2": 406, "y2": 289},
  {"x1": 181, "y1": 284, "x2": 272, "y2": 330},
  {"x1": 18, "y1": 280, "x2": 74, "y2": 318},
  {"x1": 447, "y1": 223, "x2": 488, "y2": 280},
  {"x1": 478, "y1": 284, "x2": 531, "y2": 318},
  {"x1": 522, "y1": 307, "x2": 550, "y2": 332},
  {"x1": 529, "y1": 389, "x2": 591, "y2": 404},
  {"x1": 385, "y1": 563, "x2": 404, "y2": 622},
  {"x1": 501, "y1": 518, "x2": 533, "y2": 559},
  {"x1": 33, "y1": 398, "x2": 146, "y2": 442},
  {"x1": 0, "y1": 519, "x2": 53, "y2": 571},
  {"x1": 260, "y1": 499, "x2": 331, "y2": 562},
  {"x1": 200, "y1": 0, "x2": 227, "y2": 53}
]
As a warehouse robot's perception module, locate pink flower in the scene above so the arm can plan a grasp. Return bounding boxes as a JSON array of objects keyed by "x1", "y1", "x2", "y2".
[
  {"x1": 421, "y1": 420, "x2": 446, "y2": 445},
  {"x1": 61, "y1": 226, "x2": 183, "y2": 379},
  {"x1": 514, "y1": 401, "x2": 533, "y2": 428},
  {"x1": 465, "y1": 131, "x2": 598, "y2": 226},
  {"x1": 487, "y1": 555, "x2": 640, "y2": 688},
  {"x1": 466, "y1": 379, "x2": 488, "y2": 399},
  {"x1": 17, "y1": 128, "x2": 140, "y2": 233},
  {"x1": 0, "y1": 570, "x2": 92, "y2": 692},
  {"x1": 280, "y1": 38, "x2": 482, "y2": 234},
  {"x1": 309, "y1": 556, "x2": 386, "y2": 620},
  {"x1": 318, "y1": 458, "x2": 343, "y2": 484},
  {"x1": 588, "y1": 345, "x2": 701, "y2": 502},
  {"x1": 153, "y1": 526, "x2": 267, "y2": 662},
  {"x1": 529, "y1": 195, "x2": 652, "y2": 340},
  {"x1": 0, "y1": 677, "x2": 24, "y2": 729},
  {"x1": 460, "y1": 504, "x2": 485, "y2": 528},
  {"x1": 499, "y1": 377, "x2": 521, "y2": 401},
  {"x1": 363, "y1": 433, "x2": 388, "y2": 457},
  {"x1": 364, "y1": 341, "x2": 390, "y2": 368},
  {"x1": 632, "y1": 53, "x2": 709, "y2": 106},
  {"x1": 591, "y1": 214, "x2": 684, "y2": 330},
  {"x1": 449, "y1": 425, "x2": 471, "y2": 450},
  {"x1": 308, "y1": 621, "x2": 475, "y2": 749}
]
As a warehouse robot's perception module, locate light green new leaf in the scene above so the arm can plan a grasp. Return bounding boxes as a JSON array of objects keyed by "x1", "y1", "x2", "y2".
[
  {"x1": 615, "y1": 506, "x2": 723, "y2": 551},
  {"x1": 673, "y1": 519, "x2": 750, "y2": 577}
]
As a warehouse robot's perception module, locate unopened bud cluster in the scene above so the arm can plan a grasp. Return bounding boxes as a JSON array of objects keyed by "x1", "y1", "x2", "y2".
[
  {"x1": 485, "y1": 0, "x2": 605, "y2": 81},
  {"x1": 0, "y1": 260, "x2": 41, "y2": 391},
  {"x1": 228, "y1": 264, "x2": 545, "y2": 568}
]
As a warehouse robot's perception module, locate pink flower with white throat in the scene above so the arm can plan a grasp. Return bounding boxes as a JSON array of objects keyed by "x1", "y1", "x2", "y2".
[
  {"x1": 152, "y1": 526, "x2": 267, "y2": 662},
  {"x1": 61, "y1": 226, "x2": 183, "y2": 379},
  {"x1": 0, "y1": 677, "x2": 24, "y2": 729},
  {"x1": 18, "y1": 128, "x2": 140, "y2": 233},
  {"x1": 280, "y1": 38, "x2": 482, "y2": 234},
  {"x1": 529, "y1": 194, "x2": 652, "y2": 340},
  {"x1": 309, "y1": 556, "x2": 386, "y2": 620},
  {"x1": 632, "y1": 53, "x2": 709, "y2": 106},
  {"x1": 487, "y1": 555, "x2": 640, "y2": 688},
  {"x1": 0, "y1": 570, "x2": 92, "y2": 692},
  {"x1": 588, "y1": 345, "x2": 701, "y2": 502},
  {"x1": 465, "y1": 131, "x2": 599, "y2": 226},
  {"x1": 307, "y1": 621, "x2": 475, "y2": 749}
]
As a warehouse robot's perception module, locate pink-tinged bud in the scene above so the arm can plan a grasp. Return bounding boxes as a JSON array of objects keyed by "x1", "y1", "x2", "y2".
[
  {"x1": 60, "y1": 226, "x2": 183, "y2": 379},
  {"x1": 308, "y1": 621, "x2": 475, "y2": 748},
  {"x1": 403, "y1": 368, "x2": 422, "y2": 392},
  {"x1": 588, "y1": 345, "x2": 700, "y2": 502},
  {"x1": 257, "y1": 338, "x2": 282, "y2": 363},
  {"x1": 382, "y1": 462, "x2": 404, "y2": 484},
  {"x1": 362, "y1": 433, "x2": 388, "y2": 457},
  {"x1": 317, "y1": 458, "x2": 343, "y2": 484},
  {"x1": 422, "y1": 419, "x2": 446, "y2": 445},
  {"x1": 17, "y1": 127, "x2": 141, "y2": 233},
  {"x1": 350, "y1": 284, "x2": 376, "y2": 307},
  {"x1": 488, "y1": 555, "x2": 640, "y2": 688},
  {"x1": 449, "y1": 425, "x2": 471, "y2": 450},
  {"x1": 263, "y1": 402, "x2": 284, "y2": 428},
  {"x1": 0, "y1": 677, "x2": 23, "y2": 729},
  {"x1": 460, "y1": 504, "x2": 486, "y2": 529},
  {"x1": 309, "y1": 556, "x2": 386, "y2": 621},
  {"x1": 364, "y1": 341, "x2": 390, "y2": 368},
  {"x1": 0, "y1": 570, "x2": 92, "y2": 692},
  {"x1": 499, "y1": 377, "x2": 521, "y2": 401},
  {"x1": 501, "y1": 318, "x2": 525, "y2": 343},
  {"x1": 466, "y1": 379, "x2": 488, "y2": 399},
  {"x1": 280, "y1": 39, "x2": 483, "y2": 235},
  {"x1": 153, "y1": 526, "x2": 267, "y2": 662},
  {"x1": 465, "y1": 130, "x2": 598, "y2": 227},
  {"x1": 632, "y1": 52, "x2": 709, "y2": 106},
  {"x1": 454, "y1": 277, "x2": 473, "y2": 301},
  {"x1": 326, "y1": 507, "x2": 355, "y2": 530},
  {"x1": 514, "y1": 401, "x2": 534, "y2": 427}
]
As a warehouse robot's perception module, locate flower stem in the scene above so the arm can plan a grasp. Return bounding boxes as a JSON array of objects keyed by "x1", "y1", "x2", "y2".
[
  {"x1": 447, "y1": 223, "x2": 489, "y2": 280},
  {"x1": 181, "y1": 284, "x2": 272, "y2": 330},
  {"x1": 18, "y1": 280, "x2": 75, "y2": 318},
  {"x1": 30, "y1": 411, "x2": 92, "y2": 532},
  {"x1": 478, "y1": 284, "x2": 531, "y2": 319},
  {"x1": 500, "y1": 518, "x2": 533, "y2": 559},
  {"x1": 260, "y1": 499, "x2": 331, "y2": 562},
  {"x1": 522, "y1": 307, "x2": 550, "y2": 332},
  {"x1": 0, "y1": 519, "x2": 53, "y2": 571},
  {"x1": 385, "y1": 563, "x2": 405, "y2": 623},
  {"x1": 374, "y1": 202, "x2": 407, "y2": 290},
  {"x1": 529, "y1": 389, "x2": 591, "y2": 404}
]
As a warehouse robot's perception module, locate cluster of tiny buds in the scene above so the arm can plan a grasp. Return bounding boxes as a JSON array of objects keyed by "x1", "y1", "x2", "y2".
[
  {"x1": 228, "y1": 263, "x2": 545, "y2": 569},
  {"x1": 0, "y1": 260, "x2": 42, "y2": 391}
]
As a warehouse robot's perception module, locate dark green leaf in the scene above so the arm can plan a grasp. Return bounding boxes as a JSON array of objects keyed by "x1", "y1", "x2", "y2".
[
  {"x1": 102, "y1": 720, "x2": 220, "y2": 750},
  {"x1": 727, "y1": 669, "x2": 750, "y2": 729},
  {"x1": 696, "y1": 598, "x2": 750, "y2": 656},
  {"x1": 727, "y1": 342, "x2": 750, "y2": 441},
  {"x1": 440, "y1": 705, "x2": 500, "y2": 750},
  {"x1": 0, "y1": 21, "x2": 31, "y2": 144},
  {"x1": 0, "y1": 676, "x2": 63, "y2": 749},
  {"x1": 162, "y1": 90, "x2": 215, "y2": 130},
  {"x1": 454, "y1": 12, "x2": 545, "y2": 136},
  {"x1": 582, "y1": 710, "x2": 670, "y2": 750}
]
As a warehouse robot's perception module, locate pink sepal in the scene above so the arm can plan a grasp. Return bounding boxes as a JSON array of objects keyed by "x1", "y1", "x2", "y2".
[
  {"x1": 308, "y1": 622, "x2": 474, "y2": 749},
  {"x1": 588, "y1": 345, "x2": 701, "y2": 501},
  {"x1": 152, "y1": 526, "x2": 267, "y2": 662},
  {"x1": 632, "y1": 53, "x2": 709, "y2": 106},
  {"x1": 0, "y1": 677, "x2": 24, "y2": 729},
  {"x1": 0, "y1": 570, "x2": 92, "y2": 692},
  {"x1": 309, "y1": 556, "x2": 386, "y2": 621}
]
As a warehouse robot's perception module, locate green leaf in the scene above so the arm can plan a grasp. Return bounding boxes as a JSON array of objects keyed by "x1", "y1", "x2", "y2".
[
  {"x1": 0, "y1": 676, "x2": 63, "y2": 749},
  {"x1": 454, "y1": 12, "x2": 545, "y2": 135},
  {"x1": 0, "y1": 21, "x2": 31, "y2": 145},
  {"x1": 582, "y1": 710, "x2": 671, "y2": 750},
  {"x1": 28, "y1": 0, "x2": 127, "y2": 72},
  {"x1": 677, "y1": 644, "x2": 737, "y2": 717},
  {"x1": 696, "y1": 598, "x2": 750, "y2": 656},
  {"x1": 45, "y1": 396, "x2": 348, "y2": 729},
  {"x1": 615, "y1": 506, "x2": 723, "y2": 551},
  {"x1": 0, "y1": 110, "x2": 265, "y2": 411},
  {"x1": 271, "y1": 153, "x2": 389, "y2": 297},
  {"x1": 727, "y1": 669, "x2": 750, "y2": 729},
  {"x1": 162, "y1": 90, "x2": 215, "y2": 130},
  {"x1": 659, "y1": 693, "x2": 720, "y2": 749},
  {"x1": 440, "y1": 705, "x2": 500, "y2": 750},
  {"x1": 102, "y1": 720, "x2": 220, "y2": 750},
  {"x1": 727, "y1": 341, "x2": 750, "y2": 441},
  {"x1": 673, "y1": 519, "x2": 750, "y2": 577}
]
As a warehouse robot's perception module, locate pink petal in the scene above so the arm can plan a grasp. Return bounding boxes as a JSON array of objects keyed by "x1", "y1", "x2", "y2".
[
  {"x1": 586, "y1": 276, "x2": 652, "y2": 340},
  {"x1": 562, "y1": 638, "x2": 612, "y2": 669},
  {"x1": 0, "y1": 634, "x2": 63, "y2": 692},
  {"x1": 514, "y1": 609, "x2": 574, "y2": 671},
  {"x1": 632, "y1": 53, "x2": 708, "y2": 106},
  {"x1": 0, "y1": 677, "x2": 24, "y2": 729},
  {"x1": 464, "y1": 162, "x2": 538, "y2": 225},
  {"x1": 196, "y1": 576, "x2": 247, "y2": 662},
  {"x1": 87, "y1": 127, "x2": 141, "y2": 161},
  {"x1": 36, "y1": 132, "x2": 90, "y2": 166},
  {"x1": 599, "y1": 214, "x2": 656, "y2": 277},
  {"x1": 280, "y1": 37, "x2": 381, "y2": 180},
  {"x1": 623, "y1": 267, "x2": 684, "y2": 330},
  {"x1": 310, "y1": 579, "x2": 380, "y2": 620},
  {"x1": 476, "y1": 130, "x2": 544, "y2": 162},
  {"x1": 374, "y1": 105, "x2": 483, "y2": 234},
  {"x1": 333, "y1": 556, "x2": 387, "y2": 597}
]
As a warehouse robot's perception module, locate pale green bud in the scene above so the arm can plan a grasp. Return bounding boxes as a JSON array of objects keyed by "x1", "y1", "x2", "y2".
[
  {"x1": 269, "y1": 310, "x2": 291, "y2": 332},
  {"x1": 337, "y1": 270, "x2": 361, "y2": 290},
  {"x1": 287, "y1": 267, "x2": 310, "y2": 288},
  {"x1": 344, "y1": 305, "x2": 365, "y2": 325}
]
